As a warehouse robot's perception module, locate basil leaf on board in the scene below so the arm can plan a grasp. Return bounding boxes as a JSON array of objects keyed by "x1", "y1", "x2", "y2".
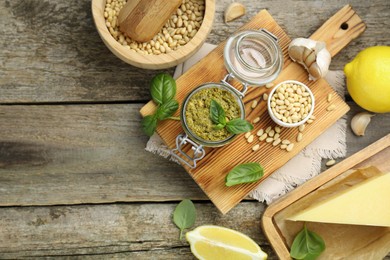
[
  {"x1": 225, "y1": 163, "x2": 264, "y2": 187},
  {"x1": 290, "y1": 225, "x2": 325, "y2": 260},
  {"x1": 150, "y1": 73, "x2": 176, "y2": 105},
  {"x1": 141, "y1": 115, "x2": 158, "y2": 137},
  {"x1": 173, "y1": 199, "x2": 196, "y2": 240},
  {"x1": 156, "y1": 99, "x2": 179, "y2": 120},
  {"x1": 210, "y1": 99, "x2": 226, "y2": 126},
  {"x1": 225, "y1": 119, "x2": 254, "y2": 134}
]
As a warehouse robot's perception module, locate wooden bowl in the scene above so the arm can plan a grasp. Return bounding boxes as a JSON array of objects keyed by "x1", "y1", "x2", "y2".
[{"x1": 91, "y1": 0, "x2": 216, "y2": 70}]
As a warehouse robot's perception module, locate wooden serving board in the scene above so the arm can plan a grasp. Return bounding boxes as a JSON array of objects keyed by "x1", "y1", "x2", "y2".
[
  {"x1": 140, "y1": 5, "x2": 365, "y2": 214},
  {"x1": 262, "y1": 134, "x2": 390, "y2": 259}
]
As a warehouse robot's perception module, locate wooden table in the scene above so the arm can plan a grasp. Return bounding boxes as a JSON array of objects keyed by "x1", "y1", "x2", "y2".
[{"x1": 0, "y1": 0, "x2": 389, "y2": 258}]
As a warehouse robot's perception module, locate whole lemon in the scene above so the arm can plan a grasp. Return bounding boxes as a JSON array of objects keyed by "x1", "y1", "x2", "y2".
[{"x1": 344, "y1": 46, "x2": 390, "y2": 113}]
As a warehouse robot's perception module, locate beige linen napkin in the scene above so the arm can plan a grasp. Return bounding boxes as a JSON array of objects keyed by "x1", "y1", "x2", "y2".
[{"x1": 146, "y1": 43, "x2": 347, "y2": 204}]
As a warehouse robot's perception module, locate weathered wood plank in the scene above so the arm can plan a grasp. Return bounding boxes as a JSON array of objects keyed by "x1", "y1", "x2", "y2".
[
  {"x1": 0, "y1": 202, "x2": 278, "y2": 259},
  {"x1": 0, "y1": 103, "x2": 389, "y2": 206},
  {"x1": 0, "y1": 0, "x2": 388, "y2": 103}
]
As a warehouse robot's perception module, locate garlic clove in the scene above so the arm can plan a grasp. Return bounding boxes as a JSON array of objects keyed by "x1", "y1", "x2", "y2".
[
  {"x1": 289, "y1": 45, "x2": 305, "y2": 62},
  {"x1": 351, "y1": 112, "x2": 375, "y2": 136},
  {"x1": 302, "y1": 47, "x2": 313, "y2": 61},
  {"x1": 308, "y1": 63, "x2": 322, "y2": 80},
  {"x1": 304, "y1": 50, "x2": 317, "y2": 67},
  {"x1": 224, "y1": 3, "x2": 246, "y2": 23}
]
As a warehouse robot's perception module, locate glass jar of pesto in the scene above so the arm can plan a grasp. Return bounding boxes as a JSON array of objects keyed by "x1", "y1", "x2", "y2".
[{"x1": 171, "y1": 29, "x2": 283, "y2": 168}]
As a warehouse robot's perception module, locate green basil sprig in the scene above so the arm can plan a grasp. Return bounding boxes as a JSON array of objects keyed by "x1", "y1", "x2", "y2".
[
  {"x1": 173, "y1": 199, "x2": 196, "y2": 240},
  {"x1": 225, "y1": 163, "x2": 264, "y2": 186},
  {"x1": 210, "y1": 99, "x2": 253, "y2": 134},
  {"x1": 142, "y1": 73, "x2": 179, "y2": 136},
  {"x1": 290, "y1": 225, "x2": 325, "y2": 260}
]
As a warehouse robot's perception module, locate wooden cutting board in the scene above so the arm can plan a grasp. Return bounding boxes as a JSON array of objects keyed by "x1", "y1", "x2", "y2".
[
  {"x1": 262, "y1": 134, "x2": 390, "y2": 259},
  {"x1": 140, "y1": 5, "x2": 366, "y2": 214}
]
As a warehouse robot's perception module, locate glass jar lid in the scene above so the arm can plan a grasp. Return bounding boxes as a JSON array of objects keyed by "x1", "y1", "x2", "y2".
[{"x1": 223, "y1": 29, "x2": 283, "y2": 86}]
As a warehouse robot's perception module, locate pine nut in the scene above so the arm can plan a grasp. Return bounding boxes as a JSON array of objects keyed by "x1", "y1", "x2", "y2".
[
  {"x1": 326, "y1": 159, "x2": 336, "y2": 166},
  {"x1": 247, "y1": 135, "x2": 254, "y2": 143},
  {"x1": 257, "y1": 129, "x2": 264, "y2": 136},
  {"x1": 268, "y1": 129, "x2": 275, "y2": 137},
  {"x1": 252, "y1": 144, "x2": 260, "y2": 152},
  {"x1": 259, "y1": 133, "x2": 268, "y2": 141},
  {"x1": 263, "y1": 93, "x2": 268, "y2": 101},
  {"x1": 297, "y1": 132, "x2": 303, "y2": 142},
  {"x1": 327, "y1": 104, "x2": 336, "y2": 111},
  {"x1": 272, "y1": 138, "x2": 281, "y2": 146},
  {"x1": 282, "y1": 139, "x2": 290, "y2": 145},
  {"x1": 298, "y1": 124, "x2": 305, "y2": 132},
  {"x1": 251, "y1": 100, "x2": 258, "y2": 109},
  {"x1": 327, "y1": 93, "x2": 333, "y2": 102},
  {"x1": 253, "y1": 117, "x2": 260, "y2": 123},
  {"x1": 245, "y1": 132, "x2": 251, "y2": 139},
  {"x1": 266, "y1": 137, "x2": 274, "y2": 143},
  {"x1": 275, "y1": 126, "x2": 281, "y2": 133},
  {"x1": 286, "y1": 143, "x2": 294, "y2": 152},
  {"x1": 266, "y1": 83, "x2": 274, "y2": 89},
  {"x1": 265, "y1": 126, "x2": 272, "y2": 133}
]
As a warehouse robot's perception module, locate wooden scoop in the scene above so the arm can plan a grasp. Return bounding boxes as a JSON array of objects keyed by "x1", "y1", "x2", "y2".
[{"x1": 118, "y1": 0, "x2": 182, "y2": 43}]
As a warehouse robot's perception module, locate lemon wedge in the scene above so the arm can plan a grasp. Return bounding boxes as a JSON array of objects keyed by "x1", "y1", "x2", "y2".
[{"x1": 186, "y1": 225, "x2": 268, "y2": 260}]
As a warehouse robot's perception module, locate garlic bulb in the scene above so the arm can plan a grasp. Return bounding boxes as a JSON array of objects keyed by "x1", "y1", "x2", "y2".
[
  {"x1": 351, "y1": 112, "x2": 375, "y2": 136},
  {"x1": 288, "y1": 38, "x2": 331, "y2": 80},
  {"x1": 224, "y1": 3, "x2": 246, "y2": 23}
]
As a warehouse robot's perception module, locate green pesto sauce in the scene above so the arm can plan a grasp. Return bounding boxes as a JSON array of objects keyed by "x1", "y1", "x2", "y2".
[{"x1": 185, "y1": 87, "x2": 241, "y2": 141}]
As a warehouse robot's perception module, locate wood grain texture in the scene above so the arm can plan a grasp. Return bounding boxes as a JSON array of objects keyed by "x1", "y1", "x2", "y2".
[
  {"x1": 0, "y1": 0, "x2": 389, "y2": 103},
  {"x1": 140, "y1": 7, "x2": 356, "y2": 214},
  {"x1": 0, "y1": 103, "x2": 389, "y2": 206},
  {"x1": 0, "y1": 202, "x2": 277, "y2": 259}
]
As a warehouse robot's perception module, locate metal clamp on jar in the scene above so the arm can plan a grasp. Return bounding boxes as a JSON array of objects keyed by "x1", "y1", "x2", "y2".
[{"x1": 171, "y1": 29, "x2": 283, "y2": 168}]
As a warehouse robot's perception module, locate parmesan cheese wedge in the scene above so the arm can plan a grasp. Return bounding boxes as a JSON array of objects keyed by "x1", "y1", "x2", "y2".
[{"x1": 287, "y1": 172, "x2": 390, "y2": 227}]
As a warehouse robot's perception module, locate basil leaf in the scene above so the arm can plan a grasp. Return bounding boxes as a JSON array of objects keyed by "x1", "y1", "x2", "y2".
[
  {"x1": 225, "y1": 163, "x2": 264, "y2": 187},
  {"x1": 156, "y1": 100, "x2": 179, "y2": 120},
  {"x1": 150, "y1": 73, "x2": 176, "y2": 105},
  {"x1": 290, "y1": 225, "x2": 325, "y2": 260},
  {"x1": 210, "y1": 99, "x2": 226, "y2": 126},
  {"x1": 225, "y1": 119, "x2": 254, "y2": 134},
  {"x1": 141, "y1": 115, "x2": 158, "y2": 137},
  {"x1": 214, "y1": 123, "x2": 225, "y2": 130},
  {"x1": 173, "y1": 199, "x2": 196, "y2": 240}
]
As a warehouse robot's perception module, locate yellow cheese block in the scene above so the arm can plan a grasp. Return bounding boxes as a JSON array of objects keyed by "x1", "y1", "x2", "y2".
[{"x1": 288, "y1": 172, "x2": 390, "y2": 226}]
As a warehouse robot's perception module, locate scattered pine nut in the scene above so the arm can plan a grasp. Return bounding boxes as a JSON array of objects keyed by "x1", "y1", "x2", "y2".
[
  {"x1": 280, "y1": 144, "x2": 288, "y2": 149},
  {"x1": 252, "y1": 144, "x2": 260, "y2": 152},
  {"x1": 326, "y1": 159, "x2": 336, "y2": 166},
  {"x1": 245, "y1": 132, "x2": 251, "y2": 139},
  {"x1": 256, "y1": 129, "x2": 264, "y2": 136},
  {"x1": 327, "y1": 93, "x2": 333, "y2": 102},
  {"x1": 298, "y1": 124, "x2": 305, "y2": 132},
  {"x1": 253, "y1": 117, "x2": 260, "y2": 123},
  {"x1": 259, "y1": 133, "x2": 268, "y2": 141},
  {"x1": 297, "y1": 132, "x2": 303, "y2": 142},
  {"x1": 247, "y1": 135, "x2": 254, "y2": 143},
  {"x1": 266, "y1": 137, "x2": 273, "y2": 143},
  {"x1": 282, "y1": 139, "x2": 291, "y2": 145},
  {"x1": 286, "y1": 143, "x2": 294, "y2": 152},
  {"x1": 265, "y1": 83, "x2": 274, "y2": 89},
  {"x1": 310, "y1": 115, "x2": 316, "y2": 120},
  {"x1": 273, "y1": 133, "x2": 280, "y2": 140},
  {"x1": 268, "y1": 129, "x2": 275, "y2": 137},
  {"x1": 275, "y1": 126, "x2": 281, "y2": 133},
  {"x1": 265, "y1": 126, "x2": 272, "y2": 133},
  {"x1": 327, "y1": 104, "x2": 336, "y2": 111},
  {"x1": 272, "y1": 138, "x2": 281, "y2": 146},
  {"x1": 306, "y1": 119, "x2": 314, "y2": 124},
  {"x1": 263, "y1": 93, "x2": 268, "y2": 101},
  {"x1": 251, "y1": 100, "x2": 258, "y2": 109}
]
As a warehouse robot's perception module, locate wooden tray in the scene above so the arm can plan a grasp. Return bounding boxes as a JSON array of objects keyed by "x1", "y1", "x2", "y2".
[
  {"x1": 140, "y1": 5, "x2": 365, "y2": 214},
  {"x1": 262, "y1": 134, "x2": 390, "y2": 259}
]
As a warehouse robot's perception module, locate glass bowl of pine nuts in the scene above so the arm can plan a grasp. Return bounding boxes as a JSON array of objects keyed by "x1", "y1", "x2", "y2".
[
  {"x1": 267, "y1": 80, "x2": 315, "y2": 128},
  {"x1": 92, "y1": 0, "x2": 215, "y2": 69}
]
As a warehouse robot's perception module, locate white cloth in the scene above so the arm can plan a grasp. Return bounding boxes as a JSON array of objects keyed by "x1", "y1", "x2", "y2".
[{"x1": 146, "y1": 44, "x2": 347, "y2": 205}]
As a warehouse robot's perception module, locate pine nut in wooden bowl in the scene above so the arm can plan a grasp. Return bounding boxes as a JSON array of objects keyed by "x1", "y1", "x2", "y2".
[
  {"x1": 267, "y1": 80, "x2": 315, "y2": 128},
  {"x1": 91, "y1": 0, "x2": 215, "y2": 69}
]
